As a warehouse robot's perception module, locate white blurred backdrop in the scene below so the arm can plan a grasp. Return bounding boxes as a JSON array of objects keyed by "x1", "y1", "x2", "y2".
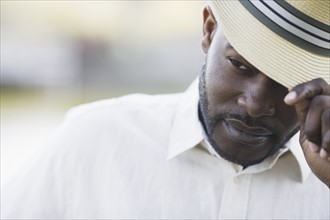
[{"x1": 1, "y1": 1, "x2": 205, "y2": 186}]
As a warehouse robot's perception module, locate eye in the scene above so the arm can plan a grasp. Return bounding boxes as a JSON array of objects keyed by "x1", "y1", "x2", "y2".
[{"x1": 228, "y1": 58, "x2": 249, "y2": 70}]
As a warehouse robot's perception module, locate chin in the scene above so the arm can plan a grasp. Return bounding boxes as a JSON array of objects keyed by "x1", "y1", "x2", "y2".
[{"x1": 207, "y1": 134, "x2": 282, "y2": 167}]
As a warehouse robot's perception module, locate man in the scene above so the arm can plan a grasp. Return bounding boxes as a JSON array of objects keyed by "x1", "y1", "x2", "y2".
[{"x1": 2, "y1": 1, "x2": 329, "y2": 219}]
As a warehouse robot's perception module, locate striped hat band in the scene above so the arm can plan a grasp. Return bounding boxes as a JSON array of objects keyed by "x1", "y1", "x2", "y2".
[{"x1": 241, "y1": 0, "x2": 329, "y2": 56}]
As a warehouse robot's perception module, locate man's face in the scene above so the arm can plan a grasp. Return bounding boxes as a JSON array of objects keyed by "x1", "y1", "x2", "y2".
[{"x1": 199, "y1": 27, "x2": 299, "y2": 166}]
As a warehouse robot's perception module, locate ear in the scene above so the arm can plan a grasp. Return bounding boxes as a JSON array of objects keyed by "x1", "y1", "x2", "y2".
[{"x1": 201, "y1": 6, "x2": 217, "y2": 54}]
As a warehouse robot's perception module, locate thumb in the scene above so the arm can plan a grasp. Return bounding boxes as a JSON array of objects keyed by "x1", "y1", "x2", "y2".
[{"x1": 284, "y1": 91, "x2": 310, "y2": 130}]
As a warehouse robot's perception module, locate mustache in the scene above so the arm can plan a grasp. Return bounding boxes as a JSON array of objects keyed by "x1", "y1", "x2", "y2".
[{"x1": 212, "y1": 112, "x2": 277, "y2": 133}]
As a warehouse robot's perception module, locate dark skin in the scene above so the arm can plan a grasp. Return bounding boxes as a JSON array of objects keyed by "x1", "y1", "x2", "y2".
[{"x1": 200, "y1": 6, "x2": 330, "y2": 187}]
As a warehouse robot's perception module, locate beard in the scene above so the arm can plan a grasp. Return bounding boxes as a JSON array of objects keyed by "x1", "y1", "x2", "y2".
[{"x1": 198, "y1": 59, "x2": 299, "y2": 167}]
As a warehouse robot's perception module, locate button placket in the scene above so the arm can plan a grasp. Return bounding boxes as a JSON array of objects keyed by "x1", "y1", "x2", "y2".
[{"x1": 218, "y1": 174, "x2": 252, "y2": 219}]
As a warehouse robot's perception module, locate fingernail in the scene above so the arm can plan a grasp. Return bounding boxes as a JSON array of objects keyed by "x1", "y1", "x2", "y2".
[
  {"x1": 319, "y1": 148, "x2": 328, "y2": 159},
  {"x1": 309, "y1": 142, "x2": 319, "y2": 152},
  {"x1": 284, "y1": 91, "x2": 297, "y2": 103}
]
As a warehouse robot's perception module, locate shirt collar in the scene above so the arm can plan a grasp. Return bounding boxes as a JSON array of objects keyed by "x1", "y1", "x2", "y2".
[
  {"x1": 287, "y1": 132, "x2": 311, "y2": 182},
  {"x1": 235, "y1": 132, "x2": 311, "y2": 182},
  {"x1": 167, "y1": 77, "x2": 311, "y2": 182},
  {"x1": 167, "y1": 78, "x2": 204, "y2": 160}
]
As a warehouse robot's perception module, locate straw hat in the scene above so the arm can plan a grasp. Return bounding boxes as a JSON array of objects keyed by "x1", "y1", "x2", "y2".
[{"x1": 207, "y1": 0, "x2": 330, "y2": 89}]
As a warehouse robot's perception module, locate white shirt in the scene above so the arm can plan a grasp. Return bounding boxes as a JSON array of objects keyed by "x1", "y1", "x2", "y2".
[{"x1": 2, "y1": 79, "x2": 329, "y2": 219}]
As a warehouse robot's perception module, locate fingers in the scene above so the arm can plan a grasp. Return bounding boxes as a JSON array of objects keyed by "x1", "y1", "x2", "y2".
[
  {"x1": 284, "y1": 78, "x2": 329, "y2": 105},
  {"x1": 284, "y1": 78, "x2": 330, "y2": 159},
  {"x1": 321, "y1": 109, "x2": 330, "y2": 156},
  {"x1": 305, "y1": 95, "x2": 330, "y2": 146}
]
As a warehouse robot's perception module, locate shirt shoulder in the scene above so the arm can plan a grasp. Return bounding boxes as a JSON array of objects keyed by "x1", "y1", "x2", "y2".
[
  {"x1": 51, "y1": 92, "x2": 183, "y2": 158},
  {"x1": 64, "y1": 93, "x2": 181, "y2": 126}
]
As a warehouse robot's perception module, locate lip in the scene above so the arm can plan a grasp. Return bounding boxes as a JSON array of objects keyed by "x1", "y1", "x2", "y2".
[{"x1": 223, "y1": 118, "x2": 273, "y2": 146}]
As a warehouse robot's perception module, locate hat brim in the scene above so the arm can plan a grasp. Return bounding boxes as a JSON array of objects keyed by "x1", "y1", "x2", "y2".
[{"x1": 208, "y1": 0, "x2": 330, "y2": 89}]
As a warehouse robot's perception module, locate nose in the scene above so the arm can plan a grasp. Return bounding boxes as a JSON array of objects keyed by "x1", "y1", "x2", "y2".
[{"x1": 237, "y1": 73, "x2": 276, "y2": 118}]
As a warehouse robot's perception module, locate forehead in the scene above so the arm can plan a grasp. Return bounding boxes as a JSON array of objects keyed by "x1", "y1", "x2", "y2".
[
  {"x1": 216, "y1": 31, "x2": 248, "y2": 56},
  {"x1": 216, "y1": 29, "x2": 238, "y2": 53},
  {"x1": 224, "y1": 42, "x2": 235, "y2": 51}
]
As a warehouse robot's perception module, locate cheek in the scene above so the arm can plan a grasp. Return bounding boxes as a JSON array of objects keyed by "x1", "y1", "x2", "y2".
[
  {"x1": 205, "y1": 65, "x2": 240, "y2": 110},
  {"x1": 280, "y1": 104, "x2": 298, "y2": 128},
  {"x1": 205, "y1": 39, "x2": 240, "y2": 97},
  {"x1": 274, "y1": 88, "x2": 299, "y2": 128}
]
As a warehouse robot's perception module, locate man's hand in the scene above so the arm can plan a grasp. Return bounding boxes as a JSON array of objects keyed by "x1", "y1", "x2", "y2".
[{"x1": 284, "y1": 78, "x2": 330, "y2": 188}]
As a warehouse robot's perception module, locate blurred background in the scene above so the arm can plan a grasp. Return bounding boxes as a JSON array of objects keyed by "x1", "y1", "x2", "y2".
[{"x1": 1, "y1": 0, "x2": 205, "y2": 186}]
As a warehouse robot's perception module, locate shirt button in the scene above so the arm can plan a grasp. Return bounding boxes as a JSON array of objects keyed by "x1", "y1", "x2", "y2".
[{"x1": 234, "y1": 176, "x2": 240, "y2": 184}]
